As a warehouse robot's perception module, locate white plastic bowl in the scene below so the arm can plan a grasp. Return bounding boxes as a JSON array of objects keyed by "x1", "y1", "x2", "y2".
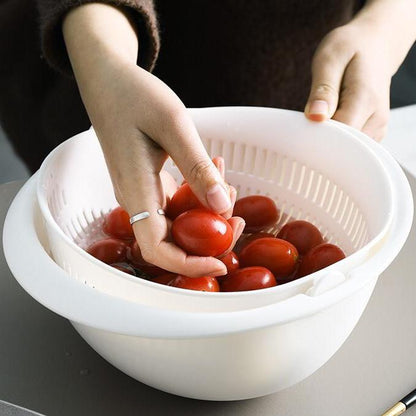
[
  {"x1": 3, "y1": 108, "x2": 413, "y2": 400},
  {"x1": 36, "y1": 108, "x2": 397, "y2": 312}
]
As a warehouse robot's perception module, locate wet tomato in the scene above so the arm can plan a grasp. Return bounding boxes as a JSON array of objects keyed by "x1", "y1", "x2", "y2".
[
  {"x1": 103, "y1": 206, "x2": 134, "y2": 240},
  {"x1": 239, "y1": 237, "x2": 298, "y2": 279},
  {"x1": 171, "y1": 209, "x2": 233, "y2": 257},
  {"x1": 169, "y1": 276, "x2": 219, "y2": 292},
  {"x1": 221, "y1": 251, "x2": 239, "y2": 274},
  {"x1": 217, "y1": 251, "x2": 240, "y2": 283},
  {"x1": 233, "y1": 196, "x2": 279, "y2": 232},
  {"x1": 277, "y1": 220, "x2": 323, "y2": 255},
  {"x1": 220, "y1": 267, "x2": 276, "y2": 291},
  {"x1": 298, "y1": 243, "x2": 345, "y2": 277},
  {"x1": 87, "y1": 238, "x2": 128, "y2": 264},
  {"x1": 166, "y1": 183, "x2": 204, "y2": 220}
]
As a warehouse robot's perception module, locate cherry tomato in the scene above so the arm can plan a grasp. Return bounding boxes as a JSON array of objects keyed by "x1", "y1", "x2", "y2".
[
  {"x1": 233, "y1": 196, "x2": 279, "y2": 232},
  {"x1": 234, "y1": 232, "x2": 276, "y2": 254},
  {"x1": 298, "y1": 243, "x2": 345, "y2": 277},
  {"x1": 221, "y1": 251, "x2": 239, "y2": 273},
  {"x1": 217, "y1": 251, "x2": 239, "y2": 282},
  {"x1": 220, "y1": 267, "x2": 277, "y2": 291},
  {"x1": 87, "y1": 238, "x2": 128, "y2": 264},
  {"x1": 239, "y1": 237, "x2": 298, "y2": 279},
  {"x1": 166, "y1": 183, "x2": 204, "y2": 220},
  {"x1": 169, "y1": 276, "x2": 220, "y2": 292},
  {"x1": 127, "y1": 241, "x2": 166, "y2": 277},
  {"x1": 277, "y1": 220, "x2": 323, "y2": 255},
  {"x1": 278, "y1": 260, "x2": 302, "y2": 283},
  {"x1": 127, "y1": 240, "x2": 146, "y2": 265},
  {"x1": 103, "y1": 206, "x2": 134, "y2": 240},
  {"x1": 152, "y1": 273, "x2": 177, "y2": 285},
  {"x1": 110, "y1": 263, "x2": 136, "y2": 276},
  {"x1": 171, "y1": 209, "x2": 233, "y2": 257}
]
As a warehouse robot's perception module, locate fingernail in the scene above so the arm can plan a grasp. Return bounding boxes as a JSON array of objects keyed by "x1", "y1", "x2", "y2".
[
  {"x1": 308, "y1": 100, "x2": 329, "y2": 119},
  {"x1": 206, "y1": 183, "x2": 231, "y2": 213}
]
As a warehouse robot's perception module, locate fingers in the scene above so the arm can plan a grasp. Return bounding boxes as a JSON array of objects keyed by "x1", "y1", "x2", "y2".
[
  {"x1": 156, "y1": 110, "x2": 232, "y2": 215},
  {"x1": 160, "y1": 170, "x2": 178, "y2": 200},
  {"x1": 212, "y1": 156, "x2": 225, "y2": 178},
  {"x1": 331, "y1": 57, "x2": 390, "y2": 138},
  {"x1": 305, "y1": 32, "x2": 355, "y2": 121},
  {"x1": 305, "y1": 26, "x2": 390, "y2": 140},
  {"x1": 330, "y1": 58, "x2": 374, "y2": 130},
  {"x1": 218, "y1": 216, "x2": 246, "y2": 258},
  {"x1": 129, "y1": 172, "x2": 227, "y2": 277},
  {"x1": 361, "y1": 111, "x2": 389, "y2": 142},
  {"x1": 212, "y1": 156, "x2": 236, "y2": 220},
  {"x1": 138, "y1": 239, "x2": 227, "y2": 278},
  {"x1": 103, "y1": 130, "x2": 227, "y2": 277},
  {"x1": 222, "y1": 185, "x2": 237, "y2": 220}
]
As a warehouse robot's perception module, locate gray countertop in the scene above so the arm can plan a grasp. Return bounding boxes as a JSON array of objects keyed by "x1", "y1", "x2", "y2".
[{"x1": 1, "y1": 177, "x2": 416, "y2": 416}]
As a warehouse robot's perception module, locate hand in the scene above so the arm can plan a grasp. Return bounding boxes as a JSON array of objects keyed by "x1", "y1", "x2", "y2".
[
  {"x1": 305, "y1": 0, "x2": 416, "y2": 141},
  {"x1": 63, "y1": 3, "x2": 244, "y2": 277}
]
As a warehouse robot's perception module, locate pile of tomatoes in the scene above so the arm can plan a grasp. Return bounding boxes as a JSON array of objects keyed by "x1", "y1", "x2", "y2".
[{"x1": 86, "y1": 181, "x2": 345, "y2": 292}]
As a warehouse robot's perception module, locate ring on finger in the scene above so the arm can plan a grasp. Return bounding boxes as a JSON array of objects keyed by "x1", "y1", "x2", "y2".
[{"x1": 129, "y1": 209, "x2": 165, "y2": 225}]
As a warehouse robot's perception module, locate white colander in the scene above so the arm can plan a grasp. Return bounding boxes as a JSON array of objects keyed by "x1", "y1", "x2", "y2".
[
  {"x1": 4, "y1": 107, "x2": 413, "y2": 400},
  {"x1": 36, "y1": 107, "x2": 397, "y2": 312}
]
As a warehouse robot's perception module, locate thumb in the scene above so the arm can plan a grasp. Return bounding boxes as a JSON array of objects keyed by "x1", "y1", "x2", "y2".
[
  {"x1": 162, "y1": 112, "x2": 231, "y2": 214},
  {"x1": 186, "y1": 157, "x2": 231, "y2": 214},
  {"x1": 305, "y1": 47, "x2": 348, "y2": 122}
]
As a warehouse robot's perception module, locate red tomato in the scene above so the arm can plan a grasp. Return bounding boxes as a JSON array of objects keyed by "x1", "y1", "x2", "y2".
[
  {"x1": 239, "y1": 237, "x2": 298, "y2": 279},
  {"x1": 233, "y1": 196, "x2": 279, "y2": 232},
  {"x1": 234, "y1": 232, "x2": 276, "y2": 254},
  {"x1": 169, "y1": 276, "x2": 219, "y2": 292},
  {"x1": 171, "y1": 209, "x2": 233, "y2": 257},
  {"x1": 221, "y1": 267, "x2": 277, "y2": 291},
  {"x1": 103, "y1": 206, "x2": 134, "y2": 240},
  {"x1": 298, "y1": 243, "x2": 345, "y2": 277},
  {"x1": 110, "y1": 263, "x2": 136, "y2": 276},
  {"x1": 277, "y1": 220, "x2": 323, "y2": 255},
  {"x1": 152, "y1": 273, "x2": 177, "y2": 285},
  {"x1": 217, "y1": 251, "x2": 239, "y2": 283},
  {"x1": 127, "y1": 240, "x2": 146, "y2": 265},
  {"x1": 87, "y1": 238, "x2": 128, "y2": 264},
  {"x1": 127, "y1": 241, "x2": 166, "y2": 277},
  {"x1": 221, "y1": 251, "x2": 239, "y2": 273},
  {"x1": 166, "y1": 183, "x2": 204, "y2": 219}
]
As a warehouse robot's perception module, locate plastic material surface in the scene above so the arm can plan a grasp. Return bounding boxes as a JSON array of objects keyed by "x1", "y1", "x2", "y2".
[
  {"x1": 3, "y1": 107, "x2": 413, "y2": 400},
  {"x1": 36, "y1": 108, "x2": 401, "y2": 311}
]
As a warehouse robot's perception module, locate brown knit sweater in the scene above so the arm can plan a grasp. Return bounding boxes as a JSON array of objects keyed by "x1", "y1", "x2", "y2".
[{"x1": 0, "y1": 0, "x2": 363, "y2": 173}]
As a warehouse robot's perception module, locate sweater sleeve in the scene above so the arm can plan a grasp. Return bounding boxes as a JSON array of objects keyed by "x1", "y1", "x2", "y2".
[{"x1": 36, "y1": 0, "x2": 160, "y2": 76}]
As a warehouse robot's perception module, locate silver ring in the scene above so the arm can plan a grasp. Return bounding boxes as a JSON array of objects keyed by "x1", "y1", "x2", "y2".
[
  {"x1": 129, "y1": 209, "x2": 165, "y2": 225},
  {"x1": 129, "y1": 211, "x2": 150, "y2": 225}
]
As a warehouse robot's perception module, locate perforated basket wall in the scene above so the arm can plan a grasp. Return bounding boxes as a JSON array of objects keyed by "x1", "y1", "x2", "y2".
[{"x1": 37, "y1": 108, "x2": 393, "y2": 312}]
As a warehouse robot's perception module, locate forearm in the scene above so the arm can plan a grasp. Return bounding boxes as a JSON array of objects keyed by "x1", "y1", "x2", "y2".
[
  {"x1": 63, "y1": 3, "x2": 138, "y2": 90},
  {"x1": 353, "y1": 0, "x2": 416, "y2": 73},
  {"x1": 62, "y1": 3, "x2": 140, "y2": 128}
]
